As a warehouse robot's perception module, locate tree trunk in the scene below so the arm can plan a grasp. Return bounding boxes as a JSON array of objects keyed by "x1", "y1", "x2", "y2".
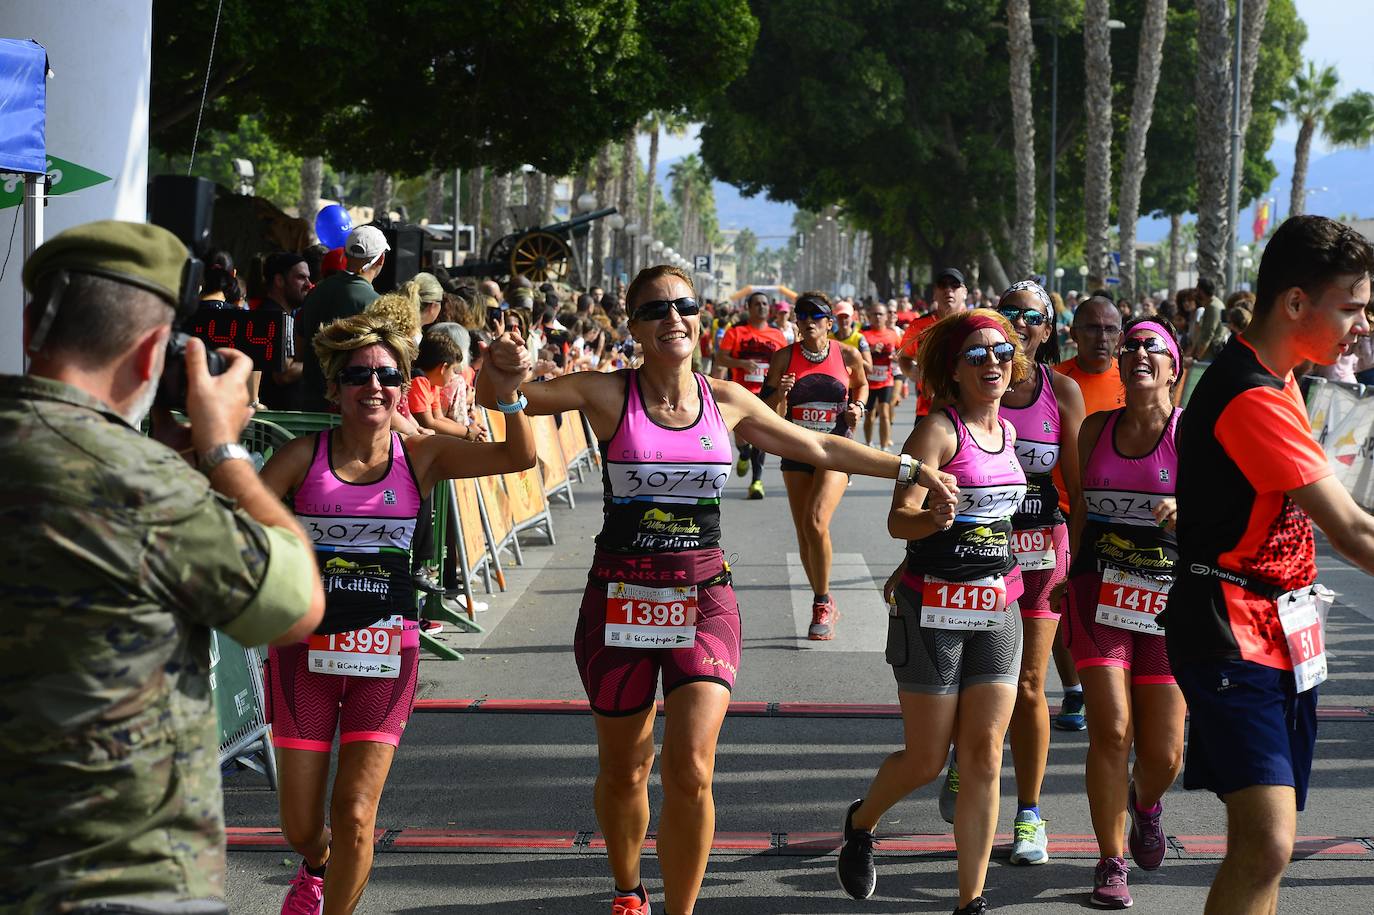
[
  {"x1": 1115, "y1": 0, "x2": 1168, "y2": 303},
  {"x1": 298, "y1": 156, "x2": 323, "y2": 226},
  {"x1": 540, "y1": 173, "x2": 557, "y2": 226},
  {"x1": 592, "y1": 143, "x2": 616, "y2": 285},
  {"x1": 425, "y1": 171, "x2": 445, "y2": 224},
  {"x1": 1237, "y1": 0, "x2": 1272, "y2": 146},
  {"x1": 979, "y1": 227, "x2": 1012, "y2": 293},
  {"x1": 1290, "y1": 118, "x2": 1316, "y2": 218},
  {"x1": 620, "y1": 125, "x2": 638, "y2": 278},
  {"x1": 643, "y1": 117, "x2": 660, "y2": 254},
  {"x1": 469, "y1": 167, "x2": 486, "y2": 254},
  {"x1": 1194, "y1": 0, "x2": 1232, "y2": 292},
  {"x1": 370, "y1": 173, "x2": 394, "y2": 223},
  {"x1": 522, "y1": 170, "x2": 541, "y2": 222},
  {"x1": 869, "y1": 231, "x2": 894, "y2": 301},
  {"x1": 490, "y1": 172, "x2": 512, "y2": 240},
  {"x1": 1168, "y1": 213, "x2": 1181, "y2": 296},
  {"x1": 1007, "y1": 0, "x2": 1037, "y2": 279},
  {"x1": 1083, "y1": 0, "x2": 1114, "y2": 289}
]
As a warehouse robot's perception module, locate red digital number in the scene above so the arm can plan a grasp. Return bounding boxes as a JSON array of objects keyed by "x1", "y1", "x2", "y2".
[
  {"x1": 206, "y1": 318, "x2": 237, "y2": 347},
  {"x1": 246, "y1": 317, "x2": 276, "y2": 362}
]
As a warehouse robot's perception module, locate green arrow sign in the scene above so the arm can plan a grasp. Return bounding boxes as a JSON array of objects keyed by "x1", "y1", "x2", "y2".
[{"x1": 0, "y1": 155, "x2": 112, "y2": 210}]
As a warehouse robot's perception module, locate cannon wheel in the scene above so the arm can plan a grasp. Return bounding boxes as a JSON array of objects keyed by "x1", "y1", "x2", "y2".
[{"x1": 509, "y1": 231, "x2": 571, "y2": 283}]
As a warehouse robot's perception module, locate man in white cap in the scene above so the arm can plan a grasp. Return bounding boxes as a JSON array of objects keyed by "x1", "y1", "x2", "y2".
[{"x1": 297, "y1": 225, "x2": 390, "y2": 410}]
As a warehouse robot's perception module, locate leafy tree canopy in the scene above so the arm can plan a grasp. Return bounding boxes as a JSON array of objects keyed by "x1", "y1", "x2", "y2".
[{"x1": 153, "y1": 0, "x2": 758, "y2": 177}]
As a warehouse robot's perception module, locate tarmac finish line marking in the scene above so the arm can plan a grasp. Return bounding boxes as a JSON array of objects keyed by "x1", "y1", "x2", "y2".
[{"x1": 225, "y1": 826, "x2": 1374, "y2": 861}]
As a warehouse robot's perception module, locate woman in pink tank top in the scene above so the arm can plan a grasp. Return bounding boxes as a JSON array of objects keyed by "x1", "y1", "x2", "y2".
[
  {"x1": 838, "y1": 309, "x2": 1029, "y2": 914},
  {"x1": 257, "y1": 313, "x2": 536, "y2": 915},
  {"x1": 486, "y1": 265, "x2": 954, "y2": 915},
  {"x1": 1059, "y1": 317, "x2": 1185, "y2": 909},
  {"x1": 995, "y1": 280, "x2": 1087, "y2": 865}
]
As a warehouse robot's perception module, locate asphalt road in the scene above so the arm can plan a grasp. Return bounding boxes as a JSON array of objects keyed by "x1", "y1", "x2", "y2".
[{"x1": 225, "y1": 428, "x2": 1374, "y2": 913}]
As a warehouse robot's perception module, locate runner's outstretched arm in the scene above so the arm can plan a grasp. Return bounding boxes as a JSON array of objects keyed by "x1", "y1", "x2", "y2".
[{"x1": 1291, "y1": 476, "x2": 1374, "y2": 573}]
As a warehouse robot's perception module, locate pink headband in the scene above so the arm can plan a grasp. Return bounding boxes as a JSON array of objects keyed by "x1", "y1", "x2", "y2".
[
  {"x1": 1125, "y1": 319, "x2": 1180, "y2": 368},
  {"x1": 948, "y1": 312, "x2": 1011, "y2": 373}
]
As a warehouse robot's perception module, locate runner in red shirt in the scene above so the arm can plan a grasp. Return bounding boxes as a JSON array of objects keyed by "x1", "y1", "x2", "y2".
[
  {"x1": 716, "y1": 292, "x2": 787, "y2": 499},
  {"x1": 1167, "y1": 216, "x2": 1374, "y2": 915},
  {"x1": 897, "y1": 268, "x2": 970, "y2": 420},
  {"x1": 861, "y1": 301, "x2": 902, "y2": 449}
]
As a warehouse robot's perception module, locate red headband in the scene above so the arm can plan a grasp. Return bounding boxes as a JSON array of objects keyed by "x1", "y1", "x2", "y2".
[{"x1": 948, "y1": 312, "x2": 1011, "y2": 373}]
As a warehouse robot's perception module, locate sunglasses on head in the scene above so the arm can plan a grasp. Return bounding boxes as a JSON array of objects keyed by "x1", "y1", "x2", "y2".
[
  {"x1": 959, "y1": 341, "x2": 1017, "y2": 366},
  {"x1": 1120, "y1": 336, "x2": 1172, "y2": 356},
  {"x1": 632, "y1": 296, "x2": 700, "y2": 321},
  {"x1": 997, "y1": 306, "x2": 1048, "y2": 327},
  {"x1": 337, "y1": 365, "x2": 405, "y2": 387}
]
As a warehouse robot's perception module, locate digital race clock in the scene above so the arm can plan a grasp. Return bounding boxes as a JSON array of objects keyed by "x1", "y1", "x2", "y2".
[{"x1": 187, "y1": 306, "x2": 292, "y2": 372}]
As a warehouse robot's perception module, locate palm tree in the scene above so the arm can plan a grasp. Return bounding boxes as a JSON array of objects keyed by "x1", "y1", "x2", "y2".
[
  {"x1": 1115, "y1": 0, "x2": 1168, "y2": 303},
  {"x1": 1193, "y1": 0, "x2": 1232, "y2": 292},
  {"x1": 1007, "y1": 0, "x2": 1036, "y2": 280},
  {"x1": 734, "y1": 228, "x2": 759, "y2": 287},
  {"x1": 1280, "y1": 62, "x2": 1340, "y2": 219},
  {"x1": 1082, "y1": 0, "x2": 1113, "y2": 289},
  {"x1": 1326, "y1": 90, "x2": 1374, "y2": 148}
]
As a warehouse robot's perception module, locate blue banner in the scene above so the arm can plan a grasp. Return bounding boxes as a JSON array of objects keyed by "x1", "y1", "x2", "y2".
[{"x1": 0, "y1": 39, "x2": 47, "y2": 175}]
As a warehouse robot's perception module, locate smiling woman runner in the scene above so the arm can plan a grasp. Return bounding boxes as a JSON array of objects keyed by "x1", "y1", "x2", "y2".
[
  {"x1": 994, "y1": 280, "x2": 1085, "y2": 866},
  {"x1": 762, "y1": 291, "x2": 868, "y2": 641},
  {"x1": 837, "y1": 309, "x2": 1028, "y2": 915},
  {"x1": 481, "y1": 264, "x2": 953, "y2": 915},
  {"x1": 1059, "y1": 317, "x2": 1185, "y2": 909},
  {"x1": 258, "y1": 314, "x2": 535, "y2": 915}
]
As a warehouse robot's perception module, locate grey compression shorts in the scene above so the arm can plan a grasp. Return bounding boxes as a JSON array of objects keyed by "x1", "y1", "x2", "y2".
[{"x1": 886, "y1": 570, "x2": 1023, "y2": 695}]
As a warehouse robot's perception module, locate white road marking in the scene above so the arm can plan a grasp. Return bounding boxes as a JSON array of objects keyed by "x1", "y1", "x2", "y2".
[{"x1": 788, "y1": 552, "x2": 889, "y2": 651}]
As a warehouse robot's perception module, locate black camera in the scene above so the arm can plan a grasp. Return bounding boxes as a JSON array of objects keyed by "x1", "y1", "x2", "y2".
[{"x1": 150, "y1": 176, "x2": 226, "y2": 409}]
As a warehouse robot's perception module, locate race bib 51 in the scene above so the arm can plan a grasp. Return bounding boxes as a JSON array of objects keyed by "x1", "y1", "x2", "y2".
[{"x1": 1278, "y1": 587, "x2": 1328, "y2": 693}]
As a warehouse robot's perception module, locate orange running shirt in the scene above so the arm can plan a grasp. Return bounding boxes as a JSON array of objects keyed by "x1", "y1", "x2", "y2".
[
  {"x1": 720, "y1": 323, "x2": 787, "y2": 393},
  {"x1": 897, "y1": 314, "x2": 939, "y2": 415},
  {"x1": 862, "y1": 326, "x2": 902, "y2": 389}
]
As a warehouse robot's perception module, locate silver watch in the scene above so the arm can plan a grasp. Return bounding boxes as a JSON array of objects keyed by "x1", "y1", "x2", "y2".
[{"x1": 200, "y1": 442, "x2": 252, "y2": 474}]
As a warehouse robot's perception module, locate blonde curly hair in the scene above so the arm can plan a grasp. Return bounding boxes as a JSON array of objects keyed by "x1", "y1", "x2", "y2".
[
  {"x1": 313, "y1": 312, "x2": 417, "y2": 403},
  {"x1": 364, "y1": 280, "x2": 423, "y2": 341}
]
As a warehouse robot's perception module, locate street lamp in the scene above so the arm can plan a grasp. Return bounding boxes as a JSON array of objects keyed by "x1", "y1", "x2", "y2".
[
  {"x1": 1053, "y1": 266, "x2": 1065, "y2": 295},
  {"x1": 1142, "y1": 255, "x2": 1157, "y2": 295},
  {"x1": 1242, "y1": 256, "x2": 1254, "y2": 286},
  {"x1": 1185, "y1": 249, "x2": 1198, "y2": 286},
  {"x1": 651, "y1": 240, "x2": 664, "y2": 254},
  {"x1": 577, "y1": 191, "x2": 598, "y2": 213}
]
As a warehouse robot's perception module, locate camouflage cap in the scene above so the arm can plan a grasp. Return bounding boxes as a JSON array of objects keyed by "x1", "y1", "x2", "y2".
[{"x1": 22, "y1": 220, "x2": 188, "y2": 305}]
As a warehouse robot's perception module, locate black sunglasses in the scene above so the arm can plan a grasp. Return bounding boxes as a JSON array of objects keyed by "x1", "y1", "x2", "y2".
[
  {"x1": 1120, "y1": 337, "x2": 1171, "y2": 356},
  {"x1": 959, "y1": 342, "x2": 1017, "y2": 366},
  {"x1": 997, "y1": 306, "x2": 1048, "y2": 327},
  {"x1": 632, "y1": 296, "x2": 700, "y2": 321},
  {"x1": 337, "y1": 365, "x2": 405, "y2": 387}
]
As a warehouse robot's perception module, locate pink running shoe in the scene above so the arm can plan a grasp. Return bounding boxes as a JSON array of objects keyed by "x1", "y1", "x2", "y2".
[
  {"x1": 281, "y1": 860, "x2": 325, "y2": 914},
  {"x1": 611, "y1": 884, "x2": 651, "y2": 914},
  {"x1": 1127, "y1": 781, "x2": 1167, "y2": 870}
]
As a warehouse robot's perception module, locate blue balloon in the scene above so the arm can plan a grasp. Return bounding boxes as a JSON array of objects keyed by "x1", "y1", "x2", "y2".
[{"x1": 314, "y1": 204, "x2": 353, "y2": 248}]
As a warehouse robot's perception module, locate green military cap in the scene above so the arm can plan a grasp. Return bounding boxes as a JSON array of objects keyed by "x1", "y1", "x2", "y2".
[{"x1": 22, "y1": 219, "x2": 188, "y2": 305}]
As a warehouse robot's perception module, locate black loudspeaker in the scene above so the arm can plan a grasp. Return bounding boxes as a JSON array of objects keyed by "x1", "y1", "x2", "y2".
[
  {"x1": 372, "y1": 224, "x2": 424, "y2": 294},
  {"x1": 149, "y1": 175, "x2": 215, "y2": 256}
]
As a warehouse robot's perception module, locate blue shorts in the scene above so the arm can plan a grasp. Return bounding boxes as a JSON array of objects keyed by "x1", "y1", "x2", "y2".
[{"x1": 1173, "y1": 657, "x2": 1318, "y2": 810}]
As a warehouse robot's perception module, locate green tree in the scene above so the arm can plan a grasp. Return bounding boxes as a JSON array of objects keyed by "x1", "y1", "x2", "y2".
[
  {"x1": 153, "y1": 1, "x2": 758, "y2": 178},
  {"x1": 1326, "y1": 91, "x2": 1374, "y2": 148},
  {"x1": 734, "y1": 228, "x2": 759, "y2": 286},
  {"x1": 1279, "y1": 62, "x2": 1339, "y2": 219}
]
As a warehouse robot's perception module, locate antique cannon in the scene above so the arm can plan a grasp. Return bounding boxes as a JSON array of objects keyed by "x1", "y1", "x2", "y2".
[{"x1": 451, "y1": 206, "x2": 618, "y2": 283}]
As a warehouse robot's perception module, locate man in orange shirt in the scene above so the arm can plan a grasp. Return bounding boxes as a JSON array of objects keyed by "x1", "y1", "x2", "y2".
[
  {"x1": 896, "y1": 267, "x2": 969, "y2": 420},
  {"x1": 716, "y1": 292, "x2": 787, "y2": 498}
]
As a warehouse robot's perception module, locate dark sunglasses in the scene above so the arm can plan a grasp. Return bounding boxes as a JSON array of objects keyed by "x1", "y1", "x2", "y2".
[
  {"x1": 337, "y1": 365, "x2": 405, "y2": 387},
  {"x1": 997, "y1": 306, "x2": 1048, "y2": 327},
  {"x1": 959, "y1": 342, "x2": 1017, "y2": 366},
  {"x1": 1120, "y1": 337, "x2": 1172, "y2": 356},
  {"x1": 632, "y1": 297, "x2": 700, "y2": 321}
]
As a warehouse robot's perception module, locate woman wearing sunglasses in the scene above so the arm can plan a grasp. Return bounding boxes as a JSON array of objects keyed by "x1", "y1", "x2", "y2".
[
  {"x1": 487, "y1": 265, "x2": 953, "y2": 915},
  {"x1": 1057, "y1": 317, "x2": 1183, "y2": 909},
  {"x1": 760, "y1": 291, "x2": 868, "y2": 640},
  {"x1": 991, "y1": 280, "x2": 1086, "y2": 866},
  {"x1": 837, "y1": 309, "x2": 1028, "y2": 915},
  {"x1": 257, "y1": 314, "x2": 534, "y2": 915}
]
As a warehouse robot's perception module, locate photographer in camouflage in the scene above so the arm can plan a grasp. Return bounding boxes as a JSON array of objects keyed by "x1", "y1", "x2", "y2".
[{"x1": 0, "y1": 221, "x2": 324, "y2": 914}]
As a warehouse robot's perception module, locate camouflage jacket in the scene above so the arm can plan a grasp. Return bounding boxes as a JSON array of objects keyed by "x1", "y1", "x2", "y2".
[{"x1": 0, "y1": 375, "x2": 313, "y2": 912}]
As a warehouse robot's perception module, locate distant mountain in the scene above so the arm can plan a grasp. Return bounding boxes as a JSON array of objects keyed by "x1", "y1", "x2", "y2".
[
  {"x1": 660, "y1": 142, "x2": 1374, "y2": 251},
  {"x1": 655, "y1": 157, "x2": 797, "y2": 248}
]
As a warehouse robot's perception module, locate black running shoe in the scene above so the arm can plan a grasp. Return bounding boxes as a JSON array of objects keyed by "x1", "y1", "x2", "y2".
[
  {"x1": 953, "y1": 896, "x2": 989, "y2": 915},
  {"x1": 836, "y1": 798, "x2": 877, "y2": 899}
]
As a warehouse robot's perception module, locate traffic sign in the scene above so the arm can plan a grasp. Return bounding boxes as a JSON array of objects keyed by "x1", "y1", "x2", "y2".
[{"x1": 693, "y1": 254, "x2": 712, "y2": 272}]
